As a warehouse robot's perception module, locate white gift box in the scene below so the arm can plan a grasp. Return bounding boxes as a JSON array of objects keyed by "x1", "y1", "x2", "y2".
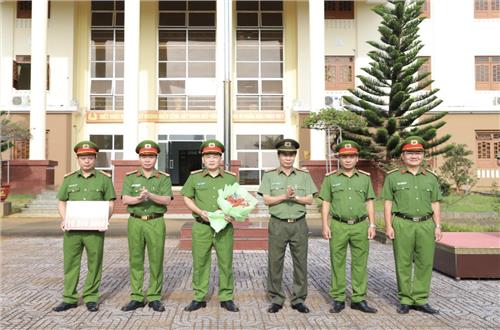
[{"x1": 64, "y1": 201, "x2": 110, "y2": 231}]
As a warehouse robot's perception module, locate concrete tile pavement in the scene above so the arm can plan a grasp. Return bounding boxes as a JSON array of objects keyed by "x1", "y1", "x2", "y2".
[{"x1": 0, "y1": 237, "x2": 499, "y2": 329}]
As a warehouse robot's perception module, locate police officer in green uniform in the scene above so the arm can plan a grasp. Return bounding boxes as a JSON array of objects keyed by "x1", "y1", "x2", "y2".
[
  {"x1": 121, "y1": 140, "x2": 173, "y2": 312},
  {"x1": 53, "y1": 141, "x2": 116, "y2": 312},
  {"x1": 258, "y1": 139, "x2": 318, "y2": 314},
  {"x1": 319, "y1": 140, "x2": 378, "y2": 314},
  {"x1": 181, "y1": 139, "x2": 239, "y2": 312},
  {"x1": 381, "y1": 136, "x2": 442, "y2": 315}
]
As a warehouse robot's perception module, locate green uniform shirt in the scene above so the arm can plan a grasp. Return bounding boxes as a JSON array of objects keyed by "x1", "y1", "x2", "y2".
[
  {"x1": 57, "y1": 169, "x2": 116, "y2": 201},
  {"x1": 381, "y1": 167, "x2": 442, "y2": 217},
  {"x1": 318, "y1": 169, "x2": 375, "y2": 219},
  {"x1": 258, "y1": 167, "x2": 318, "y2": 219},
  {"x1": 121, "y1": 168, "x2": 173, "y2": 215},
  {"x1": 181, "y1": 168, "x2": 237, "y2": 215}
]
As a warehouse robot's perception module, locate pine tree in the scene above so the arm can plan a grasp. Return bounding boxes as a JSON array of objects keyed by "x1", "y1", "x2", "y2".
[{"x1": 343, "y1": 0, "x2": 452, "y2": 161}]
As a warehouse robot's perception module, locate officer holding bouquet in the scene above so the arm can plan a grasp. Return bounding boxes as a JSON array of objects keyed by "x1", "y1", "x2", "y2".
[{"x1": 181, "y1": 139, "x2": 239, "y2": 312}]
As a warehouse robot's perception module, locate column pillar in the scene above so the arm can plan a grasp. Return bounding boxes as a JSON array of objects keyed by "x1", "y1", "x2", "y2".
[
  {"x1": 308, "y1": 0, "x2": 326, "y2": 160},
  {"x1": 123, "y1": 0, "x2": 140, "y2": 158},
  {"x1": 29, "y1": 0, "x2": 49, "y2": 160}
]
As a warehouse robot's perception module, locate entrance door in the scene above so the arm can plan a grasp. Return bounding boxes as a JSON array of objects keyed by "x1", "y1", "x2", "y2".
[{"x1": 167, "y1": 141, "x2": 202, "y2": 185}]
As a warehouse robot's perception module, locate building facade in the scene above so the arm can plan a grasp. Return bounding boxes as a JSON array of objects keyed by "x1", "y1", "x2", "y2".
[{"x1": 1, "y1": 0, "x2": 499, "y2": 189}]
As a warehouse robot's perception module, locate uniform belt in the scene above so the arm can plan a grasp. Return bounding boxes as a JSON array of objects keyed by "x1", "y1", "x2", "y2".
[
  {"x1": 331, "y1": 214, "x2": 367, "y2": 225},
  {"x1": 195, "y1": 218, "x2": 211, "y2": 226},
  {"x1": 270, "y1": 214, "x2": 305, "y2": 223},
  {"x1": 130, "y1": 213, "x2": 164, "y2": 221},
  {"x1": 393, "y1": 212, "x2": 433, "y2": 222}
]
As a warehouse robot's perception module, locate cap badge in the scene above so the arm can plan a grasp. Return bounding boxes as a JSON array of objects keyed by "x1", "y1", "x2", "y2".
[
  {"x1": 411, "y1": 140, "x2": 418, "y2": 145},
  {"x1": 208, "y1": 142, "x2": 215, "y2": 147},
  {"x1": 145, "y1": 143, "x2": 151, "y2": 149},
  {"x1": 345, "y1": 143, "x2": 352, "y2": 148},
  {"x1": 284, "y1": 141, "x2": 292, "y2": 147},
  {"x1": 83, "y1": 144, "x2": 89, "y2": 149}
]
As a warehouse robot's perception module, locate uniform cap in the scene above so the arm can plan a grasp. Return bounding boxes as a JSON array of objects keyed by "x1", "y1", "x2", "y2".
[
  {"x1": 200, "y1": 139, "x2": 224, "y2": 155},
  {"x1": 74, "y1": 140, "x2": 99, "y2": 156},
  {"x1": 275, "y1": 139, "x2": 300, "y2": 152},
  {"x1": 334, "y1": 140, "x2": 361, "y2": 155},
  {"x1": 401, "y1": 136, "x2": 425, "y2": 152},
  {"x1": 135, "y1": 140, "x2": 160, "y2": 155}
]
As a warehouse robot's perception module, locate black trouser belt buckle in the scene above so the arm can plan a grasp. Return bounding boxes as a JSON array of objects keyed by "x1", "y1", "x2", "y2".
[
  {"x1": 272, "y1": 215, "x2": 304, "y2": 223},
  {"x1": 394, "y1": 212, "x2": 432, "y2": 222},
  {"x1": 130, "y1": 213, "x2": 163, "y2": 221},
  {"x1": 332, "y1": 215, "x2": 367, "y2": 225}
]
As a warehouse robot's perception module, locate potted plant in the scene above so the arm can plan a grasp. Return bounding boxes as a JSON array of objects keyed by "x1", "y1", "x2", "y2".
[{"x1": 0, "y1": 111, "x2": 30, "y2": 201}]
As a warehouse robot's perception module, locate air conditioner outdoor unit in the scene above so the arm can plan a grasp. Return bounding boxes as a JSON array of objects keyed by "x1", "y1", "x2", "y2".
[
  {"x1": 493, "y1": 96, "x2": 500, "y2": 106},
  {"x1": 12, "y1": 95, "x2": 30, "y2": 106},
  {"x1": 324, "y1": 91, "x2": 347, "y2": 109}
]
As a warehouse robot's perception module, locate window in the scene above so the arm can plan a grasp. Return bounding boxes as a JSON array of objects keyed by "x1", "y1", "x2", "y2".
[
  {"x1": 16, "y1": 1, "x2": 51, "y2": 19},
  {"x1": 12, "y1": 55, "x2": 50, "y2": 90},
  {"x1": 325, "y1": 1, "x2": 354, "y2": 19},
  {"x1": 90, "y1": 1, "x2": 124, "y2": 111},
  {"x1": 474, "y1": 0, "x2": 500, "y2": 19},
  {"x1": 476, "y1": 131, "x2": 500, "y2": 170},
  {"x1": 475, "y1": 56, "x2": 500, "y2": 90},
  {"x1": 158, "y1": 1, "x2": 216, "y2": 111},
  {"x1": 89, "y1": 134, "x2": 123, "y2": 174},
  {"x1": 420, "y1": 0, "x2": 430, "y2": 18},
  {"x1": 236, "y1": 1, "x2": 284, "y2": 111},
  {"x1": 325, "y1": 56, "x2": 354, "y2": 90},
  {"x1": 236, "y1": 134, "x2": 283, "y2": 185},
  {"x1": 417, "y1": 56, "x2": 432, "y2": 90}
]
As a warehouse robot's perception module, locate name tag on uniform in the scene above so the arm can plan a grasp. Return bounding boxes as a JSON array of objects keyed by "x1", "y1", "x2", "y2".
[
  {"x1": 65, "y1": 201, "x2": 109, "y2": 231},
  {"x1": 331, "y1": 183, "x2": 341, "y2": 187},
  {"x1": 397, "y1": 181, "x2": 408, "y2": 185}
]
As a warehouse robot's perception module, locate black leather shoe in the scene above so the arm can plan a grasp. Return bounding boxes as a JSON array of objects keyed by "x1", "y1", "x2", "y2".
[
  {"x1": 397, "y1": 304, "x2": 410, "y2": 314},
  {"x1": 412, "y1": 303, "x2": 439, "y2": 315},
  {"x1": 184, "y1": 300, "x2": 207, "y2": 312},
  {"x1": 121, "y1": 300, "x2": 145, "y2": 312},
  {"x1": 351, "y1": 300, "x2": 377, "y2": 314},
  {"x1": 220, "y1": 300, "x2": 239, "y2": 312},
  {"x1": 86, "y1": 302, "x2": 98, "y2": 312},
  {"x1": 53, "y1": 302, "x2": 77, "y2": 312},
  {"x1": 267, "y1": 303, "x2": 283, "y2": 313},
  {"x1": 329, "y1": 300, "x2": 345, "y2": 313},
  {"x1": 291, "y1": 303, "x2": 310, "y2": 313},
  {"x1": 148, "y1": 300, "x2": 165, "y2": 312}
]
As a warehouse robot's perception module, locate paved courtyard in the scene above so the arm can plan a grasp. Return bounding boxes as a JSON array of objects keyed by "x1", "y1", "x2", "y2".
[{"x1": 0, "y1": 237, "x2": 499, "y2": 329}]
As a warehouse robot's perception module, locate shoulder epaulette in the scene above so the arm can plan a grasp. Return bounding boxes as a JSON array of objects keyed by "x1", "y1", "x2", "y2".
[
  {"x1": 325, "y1": 170, "x2": 337, "y2": 176},
  {"x1": 191, "y1": 169, "x2": 203, "y2": 174},
  {"x1": 296, "y1": 167, "x2": 309, "y2": 173},
  {"x1": 224, "y1": 170, "x2": 236, "y2": 176},
  {"x1": 386, "y1": 168, "x2": 399, "y2": 174},
  {"x1": 158, "y1": 171, "x2": 170, "y2": 177},
  {"x1": 126, "y1": 170, "x2": 138, "y2": 176},
  {"x1": 99, "y1": 170, "x2": 111, "y2": 177},
  {"x1": 426, "y1": 169, "x2": 439, "y2": 177},
  {"x1": 265, "y1": 168, "x2": 277, "y2": 173},
  {"x1": 358, "y1": 169, "x2": 371, "y2": 176},
  {"x1": 64, "y1": 170, "x2": 77, "y2": 178}
]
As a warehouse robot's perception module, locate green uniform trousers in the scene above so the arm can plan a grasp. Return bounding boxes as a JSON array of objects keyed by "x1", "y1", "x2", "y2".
[
  {"x1": 63, "y1": 231, "x2": 105, "y2": 304},
  {"x1": 127, "y1": 217, "x2": 166, "y2": 302},
  {"x1": 393, "y1": 217, "x2": 435, "y2": 306},
  {"x1": 329, "y1": 220, "x2": 369, "y2": 303},
  {"x1": 192, "y1": 221, "x2": 234, "y2": 302},
  {"x1": 268, "y1": 217, "x2": 308, "y2": 305}
]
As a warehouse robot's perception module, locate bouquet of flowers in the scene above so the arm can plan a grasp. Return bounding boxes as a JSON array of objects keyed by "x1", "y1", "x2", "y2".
[{"x1": 208, "y1": 183, "x2": 258, "y2": 233}]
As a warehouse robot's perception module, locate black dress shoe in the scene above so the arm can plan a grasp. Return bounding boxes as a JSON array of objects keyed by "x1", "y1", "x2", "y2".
[
  {"x1": 412, "y1": 303, "x2": 439, "y2": 314},
  {"x1": 220, "y1": 300, "x2": 239, "y2": 312},
  {"x1": 184, "y1": 300, "x2": 207, "y2": 312},
  {"x1": 351, "y1": 300, "x2": 377, "y2": 314},
  {"x1": 291, "y1": 303, "x2": 310, "y2": 313},
  {"x1": 329, "y1": 300, "x2": 345, "y2": 313},
  {"x1": 53, "y1": 302, "x2": 77, "y2": 312},
  {"x1": 121, "y1": 300, "x2": 145, "y2": 312},
  {"x1": 397, "y1": 304, "x2": 410, "y2": 314},
  {"x1": 86, "y1": 302, "x2": 98, "y2": 312},
  {"x1": 148, "y1": 300, "x2": 165, "y2": 312},
  {"x1": 267, "y1": 303, "x2": 283, "y2": 313}
]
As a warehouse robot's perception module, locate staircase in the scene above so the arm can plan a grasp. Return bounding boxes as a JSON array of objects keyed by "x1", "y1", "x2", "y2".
[{"x1": 19, "y1": 190, "x2": 59, "y2": 216}]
